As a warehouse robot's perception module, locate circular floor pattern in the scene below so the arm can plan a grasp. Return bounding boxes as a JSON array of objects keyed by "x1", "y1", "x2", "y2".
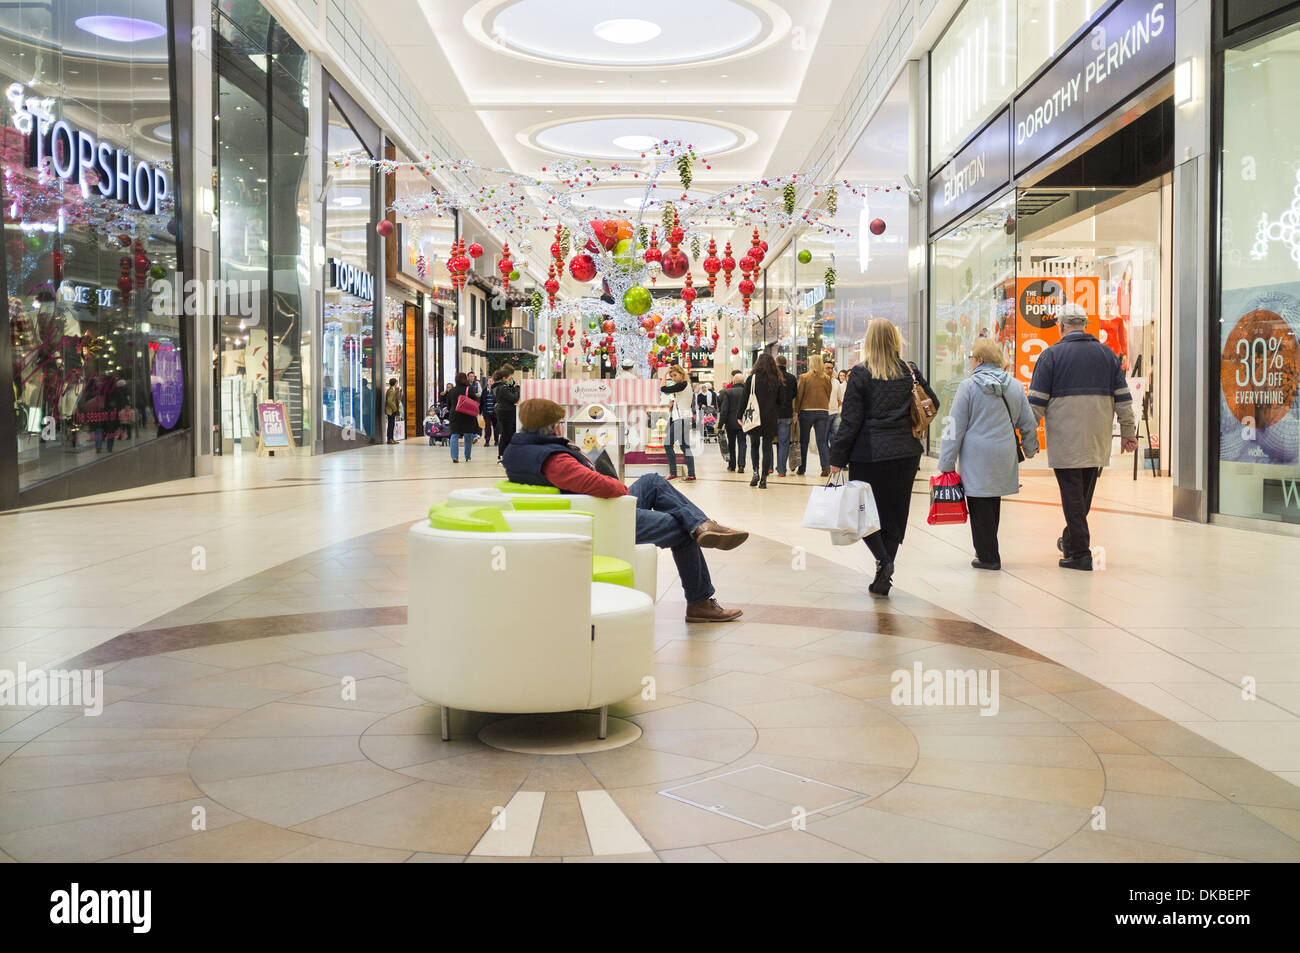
[{"x1": 477, "y1": 712, "x2": 643, "y2": 754}]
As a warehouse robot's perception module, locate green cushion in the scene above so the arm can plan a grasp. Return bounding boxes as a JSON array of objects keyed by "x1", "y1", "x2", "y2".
[
  {"x1": 510, "y1": 497, "x2": 571, "y2": 511},
  {"x1": 428, "y1": 503, "x2": 510, "y2": 533},
  {"x1": 592, "y1": 555, "x2": 635, "y2": 589},
  {"x1": 496, "y1": 480, "x2": 560, "y2": 495}
]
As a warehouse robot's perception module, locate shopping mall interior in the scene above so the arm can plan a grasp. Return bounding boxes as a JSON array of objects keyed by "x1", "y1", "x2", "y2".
[{"x1": 1, "y1": 0, "x2": 1299, "y2": 911}]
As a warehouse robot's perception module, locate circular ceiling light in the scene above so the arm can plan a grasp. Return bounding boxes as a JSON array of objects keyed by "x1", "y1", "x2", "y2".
[
  {"x1": 488, "y1": 0, "x2": 768, "y2": 67},
  {"x1": 75, "y1": 15, "x2": 166, "y2": 42},
  {"x1": 612, "y1": 135, "x2": 659, "y2": 151},
  {"x1": 152, "y1": 122, "x2": 172, "y2": 143},
  {"x1": 593, "y1": 18, "x2": 661, "y2": 45}
]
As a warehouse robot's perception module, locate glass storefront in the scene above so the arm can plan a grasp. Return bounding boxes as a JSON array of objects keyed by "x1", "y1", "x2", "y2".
[
  {"x1": 322, "y1": 95, "x2": 375, "y2": 439},
  {"x1": 3, "y1": 0, "x2": 186, "y2": 494},
  {"x1": 930, "y1": 0, "x2": 1017, "y2": 165},
  {"x1": 1217, "y1": 21, "x2": 1300, "y2": 522},
  {"x1": 213, "y1": 0, "x2": 310, "y2": 453}
]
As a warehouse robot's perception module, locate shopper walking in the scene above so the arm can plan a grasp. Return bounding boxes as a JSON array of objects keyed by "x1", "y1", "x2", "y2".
[
  {"x1": 661, "y1": 364, "x2": 696, "y2": 481},
  {"x1": 742, "y1": 353, "x2": 781, "y2": 489},
  {"x1": 829, "y1": 318, "x2": 940, "y2": 597},
  {"x1": 775, "y1": 355, "x2": 798, "y2": 477},
  {"x1": 828, "y1": 368, "x2": 848, "y2": 444},
  {"x1": 1028, "y1": 303, "x2": 1137, "y2": 571},
  {"x1": 384, "y1": 377, "x2": 401, "y2": 444},
  {"x1": 447, "y1": 372, "x2": 478, "y2": 463},
  {"x1": 492, "y1": 365, "x2": 520, "y2": 464},
  {"x1": 795, "y1": 353, "x2": 833, "y2": 477},
  {"x1": 480, "y1": 378, "x2": 497, "y2": 446},
  {"x1": 718, "y1": 370, "x2": 748, "y2": 473},
  {"x1": 938, "y1": 338, "x2": 1039, "y2": 570}
]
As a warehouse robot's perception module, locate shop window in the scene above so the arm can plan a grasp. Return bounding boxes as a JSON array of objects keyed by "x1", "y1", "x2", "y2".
[
  {"x1": 1218, "y1": 24, "x2": 1300, "y2": 522},
  {"x1": 5, "y1": 0, "x2": 184, "y2": 488},
  {"x1": 930, "y1": 0, "x2": 1018, "y2": 166},
  {"x1": 1017, "y1": 0, "x2": 1106, "y2": 86}
]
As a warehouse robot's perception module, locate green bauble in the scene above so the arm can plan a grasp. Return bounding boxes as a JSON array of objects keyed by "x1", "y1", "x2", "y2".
[
  {"x1": 588, "y1": 319, "x2": 599, "y2": 330},
  {"x1": 797, "y1": 249, "x2": 811, "y2": 264},
  {"x1": 655, "y1": 332, "x2": 669, "y2": 346},
  {"x1": 508, "y1": 269, "x2": 520, "y2": 281},
  {"x1": 613, "y1": 238, "x2": 641, "y2": 269},
  {"x1": 149, "y1": 263, "x2": 167, "y2": 280},
  {"x1": 623, "y1": 286, "x2": 652, "y2": 316}
]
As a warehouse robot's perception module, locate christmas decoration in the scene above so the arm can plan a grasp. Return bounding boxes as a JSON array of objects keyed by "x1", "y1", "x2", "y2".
[
  {"x1": 870, "y1": 218, "x2": 886, "y2": 235},
  {"x1": 702, "y1": 237, "x2": 721, "y2": 297},
  {"x1": 467, "y1": 242, "x2": 484, "y2": 259},
  {"x1": 623, "y1": 286, "x2": 653, "y2": 316},
  {"x1": 783, "y1": 181, "x2": 796, "y2": 216},
  {"x1": 797, "y1": 248, "x2": 812, "y2": 264},
  {"x1": 721, "y1": 241, "x2": 736, "y2": 288},
  {"x1": 376, "y1": 219, "x2": 394, "y2": 238},
  {"x1": 825, "y1": 265, "x2": 837, "y2": 289},
  {"x1": 569, "y1": 253, "x2": 597, "y2": 282},
  {"x1": 498, "y1": 243, "x2": 514, "y2": 292},
  {"x1": 826, "y1": 186, "x2": 837, "y2": 216}
]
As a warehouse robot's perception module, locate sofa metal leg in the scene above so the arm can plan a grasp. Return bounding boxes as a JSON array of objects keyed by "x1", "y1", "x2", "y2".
[
  {"x1": 598, "y1": 705, "x2": 608, "y2": 740},
  {"x1": 440, "y1": 706, "x2": 451, "y2": 742}
]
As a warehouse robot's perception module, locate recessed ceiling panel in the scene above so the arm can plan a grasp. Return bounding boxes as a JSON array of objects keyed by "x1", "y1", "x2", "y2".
[
  {"x1": 531, "y1": 117, "x2": 745, "y2": 159},
  {"x1": 489, "y1": 0, "x2": 765, "y2": 67}
]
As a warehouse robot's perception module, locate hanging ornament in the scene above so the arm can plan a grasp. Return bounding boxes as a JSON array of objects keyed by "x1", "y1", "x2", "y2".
[
  {"x1": 749, "y1": 227, "x2": 765, "y2": 265},
  {"x1": 446, "y1": 239, "x2": 471, "y2": 290},
  {"x1": 721, "y1": 241, "x2": 736, "y2": 288},
  {"x1": 544, "y1": 264, "x2": 560, "y2": 310},
  {"x1": 681, "y1": 270, "x2": 697, "y2": 319},
  {"x1": 569, "y1": 253, "x2": 596, "y2": 282},
  {"x1": 702, "y1": 237, "x2": 720, "y2": 297},
  {"x1": 869, "y1": 218, "x2": 886, "y2": 235},
  {"x1": 376, "y1": 219, "x2": 394, "y2": 238},
  {"x1": 690, "y1": 234, "x2": 701, "y2": 262},
  {"x1": 552, "y1": 223, "x2": 564, "y2": 277},
  {"x1": 661, "y1": 212, "x2": 688, "y2": 279},
  {"x1": 731, "y1": 346, "x2": 740, "y2": 355},
  {"x1": 826, "y1": 186, "x2": 838, "y2": 216},
  {"x1": 624, "y1": 286, "x2": 653, "y2": 316},
  {"x1": 825, "y1": 265, "x2": 837, "y2": 289},
  {"x1": 797, "y1": 248, "x2": 812, "y2": 264},
  {"x1": 468, "y1": 242, "x2": 484, "y2": 259},
  {"x1": 677, "y1": 153, "x2": 693, "y2": 190},
  {"x1": 783, "y1": 181, "x2": 796, "y2": 216},
  {"x1": 559, "y1": 226, "x2": 571, "y2": 258},
  {"x1": 661, "y1": 201, "x2": 675, "y2": 232},
  {"x1": 497, "y1": 243, "x2": 514, "y2": 292},
  {"x1": 531, "y1": 289, "x2": 544, "y2": 314},
  {"x1": 638, "y1": 224, "x2": 649, "y2": 248}
]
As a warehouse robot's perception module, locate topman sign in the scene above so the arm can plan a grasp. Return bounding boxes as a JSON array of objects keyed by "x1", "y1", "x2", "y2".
[{"x1": 26, "y1": 116, "x2": 171, "y2": 217}]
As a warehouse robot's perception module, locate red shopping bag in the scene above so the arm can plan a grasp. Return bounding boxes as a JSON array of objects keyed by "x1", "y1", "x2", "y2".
[{"x1": 927, "y1": 472, "x2": 968, "y2": 525}]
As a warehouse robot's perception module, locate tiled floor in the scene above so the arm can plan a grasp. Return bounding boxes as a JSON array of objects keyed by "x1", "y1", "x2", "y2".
[{"x1": 1, "y1": 442, "x2": 1299, "y2": 861}]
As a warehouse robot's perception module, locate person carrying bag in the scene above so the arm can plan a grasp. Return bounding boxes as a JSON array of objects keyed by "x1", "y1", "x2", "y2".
[{"x1": 802, "y1": 472, "x2": 880, "y2": 545}]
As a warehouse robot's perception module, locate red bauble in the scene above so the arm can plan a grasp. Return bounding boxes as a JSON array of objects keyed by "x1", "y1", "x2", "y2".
[
  {"x1": 569, "y1": 254, "x2": 597, "y2": 282},
  {"x1": 376, "y1": 219, "x2": 394, "y2": 238},
  {"x1": 467, "y1": 242, "x2": 484, "y2": 258},
  {"x1": 760, "y1": 240, "x2": 769, "y2": 252},
  {"x1": 681, "y1": 286, "x2": 696, "y2": 303},
  {"x1": 870, "y1": 218, "x2": 886, "y2": 235},
  {"x1": 544, "y1": 277, "x2": 559, "y2": 295},
  {"x1": 602, "y1": 319, "x2": 616, "y2": 333},
  {"x1": 670, "y1": 226, "x2": 683, "y2": 245},
  {"x1": 739, "y1": 278, "x2": 755, "y2": 296},
  {"x1": 602, "y1": 220, "x2": 620, "y2": 239},
  {"x1": 644, "y1": 245, "x2": 662, "y2": 263},
  {"x1": 702, "y1": 255, "x2": 720, "y2": 275},
  {"x1": 731, "y1": 347, "x2": 740, "y2": 355},
  {"x1": 670, "y1": 318, "x2": 686, "y2": 335},
  {"x1": 739, "y1": 255, "x2": 756, "y2": 274},
  {"x1": 117, "y1": 275, "x2": 133, "y2": 293},
  {"x1": 661, "y1": 250, "x2": 689, "y2": 279},
  {"x1": 550, "y1": 242, "x2": 561, "y2": 259},
  {"x1": 538, "y1": 344, "x2": 546, "y2": 352}
]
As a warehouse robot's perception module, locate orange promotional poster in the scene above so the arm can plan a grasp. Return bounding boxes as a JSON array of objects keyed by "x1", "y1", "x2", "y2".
[{"x1": 1014, "y1": 276, "x2": 1100, "y2": 449}]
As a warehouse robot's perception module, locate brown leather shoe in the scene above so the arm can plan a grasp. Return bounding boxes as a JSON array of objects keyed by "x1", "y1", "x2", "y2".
[
  {"x1": 685, "y1": 598, "x2": 743, "y2": 623},
  {"x1": 694, "y1": 520, "x2": 749, "y2": 551}
]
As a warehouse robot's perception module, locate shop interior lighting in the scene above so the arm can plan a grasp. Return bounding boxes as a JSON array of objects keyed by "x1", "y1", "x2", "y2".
[
  {"x1": 1175, "y1": 57, "x2": 1195, "y2": 107},
  {"x1": 593, "y1": 19, "x2": 662, "y2": 45}
]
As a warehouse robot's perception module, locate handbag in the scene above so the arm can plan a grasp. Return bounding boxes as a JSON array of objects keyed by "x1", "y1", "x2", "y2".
[
  {"x1": 455, "y1": 393, "x2": 480, "y2": 416},
  {"x1": 904, "y1": 362, "x2": 938, "y2": 439},
  {"x1": 1000, "y1": 393, "x2": 1026, "y2": 463},
  {"x1": 741, "y1": 379, "x2": 762, "y2": 433},
  {"x1": 476, "y1": 414, "x2": 486, "y2": 429},
  {"x1": 927, "y1": 472, "x2": 968, "y2": 525},
  {"x1": 802, "y1": 473, "x2": 880, "y2": 545}
]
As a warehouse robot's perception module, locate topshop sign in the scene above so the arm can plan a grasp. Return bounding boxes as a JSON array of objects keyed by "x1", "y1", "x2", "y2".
[{"x1": 24, "y1": 114, "x2": 171, "y2": 216}]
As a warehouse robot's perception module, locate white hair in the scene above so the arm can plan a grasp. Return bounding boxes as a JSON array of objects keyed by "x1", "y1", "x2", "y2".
[{"x1": 1059, "y1": 302, "x2": 1089, "y2": 328}]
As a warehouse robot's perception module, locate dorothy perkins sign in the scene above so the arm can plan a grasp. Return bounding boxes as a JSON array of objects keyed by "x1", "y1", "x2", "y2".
[{"x1": 1013, "y1": 0, "x2": 1174, "y2": 176}]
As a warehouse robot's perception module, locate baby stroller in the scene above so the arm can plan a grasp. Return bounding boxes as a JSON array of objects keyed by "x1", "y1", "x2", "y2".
[
  {"x1": 426, "y1": 406, "x2": 451, "y2": 446},
  {"x1": 700, "y1": 410, "x2": 719, "y2": 444}
]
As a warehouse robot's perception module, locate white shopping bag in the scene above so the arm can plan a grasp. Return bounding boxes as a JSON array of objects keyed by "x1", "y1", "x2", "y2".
[{"x1": 802, "y1": 477, "x2": 880, "y2": 545}]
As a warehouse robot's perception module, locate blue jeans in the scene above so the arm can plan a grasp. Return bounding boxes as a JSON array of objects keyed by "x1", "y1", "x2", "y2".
[
  {"x1": 776, "y1": 417, "x2": 792, "y2": 475},
  {"x1": 663, "y1": 418, "x2": 695, "y2": 477},
  {"x1": 798, "y1": 410, "x2": 830, "y2": 472},
  {"x1": 450, "y1": 433, "x2": 472, "y2": 460},
  {"x1": 629, "y1": 473, "x2": 713, "y2": 604}
]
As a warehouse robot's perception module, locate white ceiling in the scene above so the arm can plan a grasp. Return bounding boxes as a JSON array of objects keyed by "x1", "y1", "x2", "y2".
[{"x1": 370, "y1": 0, "x2": 894, "y2": 293}]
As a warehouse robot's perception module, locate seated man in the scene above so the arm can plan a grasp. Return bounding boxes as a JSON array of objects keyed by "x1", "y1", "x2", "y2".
[{"x1": 504, "y1": 399, "x2": 749, "y2": 623}]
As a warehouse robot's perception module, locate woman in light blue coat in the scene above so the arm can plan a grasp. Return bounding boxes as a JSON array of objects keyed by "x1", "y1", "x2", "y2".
[{"x1": 938, "y1": 338, "x2": 1039, "y2": 570}]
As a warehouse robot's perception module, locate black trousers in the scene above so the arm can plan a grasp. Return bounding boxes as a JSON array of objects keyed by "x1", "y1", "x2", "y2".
[
  {"x1": 1054, "y1": 467, "x2": 1101, "y2": 559},
  {"x1": 385, "y1": 412, "x2": 397, "y2": 442},
  {"x1": 748, "y1": 432, "x2": 773, "y2": 479},
  {"x1": 726, "y1": 428, "x2": 748, "y2": 469},
  {"x1": 482, "y1": 413, "x2": 496, "y2": 445},
  {"x1": 497, "y1": 420, "x2": 516, "y2": 458},
  {"x1": 849, "y1": 456, "x2": 921, "y2": 564},
  {"x1": 967, "y1": 496, "x2": 1002, "y2": 564}
]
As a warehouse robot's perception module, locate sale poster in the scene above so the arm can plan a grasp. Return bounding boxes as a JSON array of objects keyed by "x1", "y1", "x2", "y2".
[
  {"x1": 1218, "y1": 283, "x2": 1300, "y2": 465},
  {"x1": 1014, "y1": 276, "x2": 1101, "y2": 450}
]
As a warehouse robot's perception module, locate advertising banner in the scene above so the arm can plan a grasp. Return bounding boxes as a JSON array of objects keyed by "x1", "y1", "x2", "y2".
[
  {"x1": 1015, "y1": 276, "x2": 1101, "y2": 449},
  {"x1": 1218, "y1": 283, "x2": 1300, "y2": 465}
]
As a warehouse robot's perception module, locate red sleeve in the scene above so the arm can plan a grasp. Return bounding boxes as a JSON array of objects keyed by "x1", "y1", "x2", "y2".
[{"x1": 541, "y1": 455, "x2": 629, "y2": 498}]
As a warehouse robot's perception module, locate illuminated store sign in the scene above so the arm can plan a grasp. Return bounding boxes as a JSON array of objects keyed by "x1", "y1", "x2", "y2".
[
  {"x1": 24, "y1": 113, "x2": 171, "y2": 216},
  {"x1": 929, "y1": 109, "x2": 1011, "y2": 233},
  {"x1": 328, "y1": 258, "x2": 374, "y2": 301},
  {"x1": 1013, "y1": 0, "x2": 1174, "y2": 177}
]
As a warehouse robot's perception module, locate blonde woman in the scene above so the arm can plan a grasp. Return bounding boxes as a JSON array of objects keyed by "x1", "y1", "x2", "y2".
[
  {"x1": 828, "y1": 319, "x2": 940, "y2": 596},
  {"x1": 794, "y1": 352, "x2": 833, "y2": 476},
  {"x1": 938, "y1": 337, "x2": 1038, "y2": 570},
  {"x1": 660, "y1": 364, "x2": 696, "y2": 480}
]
